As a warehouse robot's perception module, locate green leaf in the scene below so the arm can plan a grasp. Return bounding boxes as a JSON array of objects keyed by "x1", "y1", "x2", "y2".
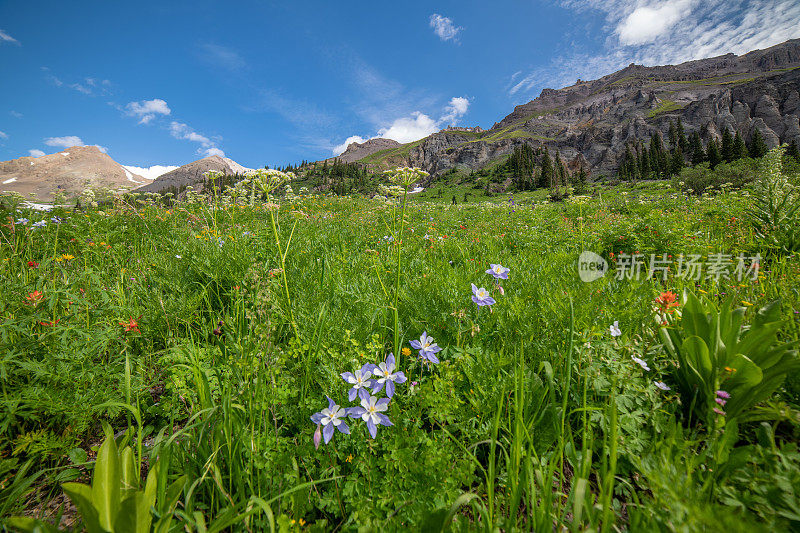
[
  {"x1": 682, "y1": 335, "x2": 712, "y2": 384},
  {"x1": 62, "y1": 482, "x2": 104, "y2": 533},
  {"x1": 92, "y1": 434, "x2": 121, "y2": 531}
]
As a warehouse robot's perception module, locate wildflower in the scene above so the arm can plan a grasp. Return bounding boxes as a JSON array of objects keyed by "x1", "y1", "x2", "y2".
[
  {"x1": 471, "y1": 284, "x2": 496, "y2": 307},
  {"x1": 310, "y1": 396, "x2": 350, "y2": 447},
  {"x1": 27, "y1": 261, "x2": 39, "y2": 268},
  {"x1": 341, "y1": 364, "x2": 376, "y2": 401},
  {"x1": 631, "y1": 356, "x2": 650, "y2": 371},
  {"x1": 715, "y1": 397, "x2": 727, "y2": 406},
  {"x1": 486, "y1": 263, "x2": 510, "y2": 280},
  {"x1": 410, "y1": 332, "x2": 443, "y2": 364},
  {"x1": 50, "y1": 216, "x2": 63, "y2": 223},
  {"x1": 655, "y1": 291, "x2": 680, "y2": 313},
  {"x1": 39, "y1": 319, "x2": 60, "y2": 327},
  {"x1": 213, "y1": 320, "x2": 223, "y2": 336},
  {"x1": 716, "y1": 390, "x2": 730, "y2": 399},
  {"x1": 349, "y1": 395, "x2": 392, "y2": 439},
  {"x1": 654, "y1": 381, "x2": 670, "y2": 391},
  {"x1": 61, "y1": 254, "x2": 74, "y2": 261},
  {"x1": 713, "y1": 407, "x2": 726, "y2": 416},
  {"x1": 16, "y1": 218, "x2": 30, "y2": 225},
  {"x1": 498, "y1": 285, "x2": 505, "y2": 296},
  {"x1": 371, "y1": 353, "x2": 407, "y2": 398},
  {"x1": 401, "y1": 347, "x2": 411, "y2": 357},
  {"x1": 609, "y1": 321, "x2": 622, "y2": 337},
  {"x1": 26, "y1": 290, "x2": 44, "y2": 305},
  {"x1": 120, "y1": 317, "x2": 141, "y2": 334},
  {"x1": 32, "y1": 220, "x2": 47, "y2": 228}
]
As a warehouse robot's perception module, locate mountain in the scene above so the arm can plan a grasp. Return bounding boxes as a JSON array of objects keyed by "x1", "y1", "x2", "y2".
[
  {"x1": 0, "y1": 146, "x2": 150, "y2": 202},
  {"x1": 330, "y1": 138, "x2": 401, "y2": 163},
  {"x1": 355, "y1": 39, "x2": 800, "y2": 178},
  {"x1": 135, "y1": 155, "x2": 252, "y2": 194}
]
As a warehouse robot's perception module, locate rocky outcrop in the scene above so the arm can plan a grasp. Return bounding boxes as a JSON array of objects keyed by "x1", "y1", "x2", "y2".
[{"x1": 330, "y1": 138, "x2": 401, "y2": 163}]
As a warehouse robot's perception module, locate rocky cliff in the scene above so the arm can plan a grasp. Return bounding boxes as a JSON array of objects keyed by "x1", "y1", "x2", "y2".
[
  {"x1": 135, "y1": 155, "x2": 252, "y2": 194},
  {"x1": 358, "y1": 39, "x2": 800, "y2": 177}
]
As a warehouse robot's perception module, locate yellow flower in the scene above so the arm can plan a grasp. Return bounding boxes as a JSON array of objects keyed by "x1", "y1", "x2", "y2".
[
  {"x1": 61, "y1": 254, "x2": 74, "y2": 260},
  {"x1": 401, "y1": 347, "x2": 411, "y2": 357},
  {"x1": 742, "y1": 300, "x2": 753, "y2": 306}
]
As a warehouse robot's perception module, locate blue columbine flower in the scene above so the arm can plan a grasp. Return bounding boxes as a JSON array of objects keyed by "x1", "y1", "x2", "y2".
[
  {"x1": 609, "y1": 321, "x2": 622, "y2": 337},
  {"x1": 410, "y1": 332, "x2": 442, "y2": 364},
  {"x1": 486, "y1": 264, "x2": 510, "y2": 280},
  {"x1": 349, "y1": 395, "x2": 392, "y2": 439},
  {"x1": 371, "y1": 353, "x2": 407, "y2": 397},
  {"x1": 310, "y1": 396, "x2": 350, "y2": 447},
  {"x1": 341, "y1": 364, "x2": 376, "y2": 401},
  {"x1": 32, "y1": 220, "x2": 47, "y2": 228},
  {"x1": 471, "y1": 284, "x2": 496, "y2": 307},
  {"x1": 50, "y1": 216, "x2": 63, "y2": 224},
  {"x1": 15, "y1": 218, "x2": 29, "y2": 225}
]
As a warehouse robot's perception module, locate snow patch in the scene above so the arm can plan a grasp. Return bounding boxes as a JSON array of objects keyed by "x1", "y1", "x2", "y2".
[
  {"x1": 121, "y1": 167, "x2": 143, "y2": 184},
  {"x1": 2, "y1": 177, "x2": 17, "y2": 184},
  {"x1": 61, "y1": 152, "x2": 70, "y2": 157},
  {"x1": 30, "y1": 162, "x2": 35, "y2": 166},
  {"x1": 23, "y1": 202, "x2": 54, "y2": 211}
]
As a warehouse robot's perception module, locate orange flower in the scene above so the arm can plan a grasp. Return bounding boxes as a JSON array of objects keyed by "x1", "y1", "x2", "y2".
[
  {"x1": 120, "y1": 317, "x2": 141, "y2": 334},
  {"x1": 39, "y1": 319, "x2": 60, "y2": 327},
  {"x1": 655, "y1": 291, "x2": 680, "y2": 313},
  {"x1": 26, "y1": 290, "x2": 44, "y2": 305}
]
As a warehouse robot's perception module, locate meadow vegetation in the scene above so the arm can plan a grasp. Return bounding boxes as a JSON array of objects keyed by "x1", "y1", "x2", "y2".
[{"x1": 1, "y1": 153, "x2": 799, "y2": 531}]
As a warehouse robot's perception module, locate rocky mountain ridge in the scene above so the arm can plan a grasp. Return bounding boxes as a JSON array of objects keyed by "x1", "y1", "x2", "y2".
[
  {"x1": 0, "y1": 146, "x2": 150, "y2": 202},
  {"x1": 135, "y1": 155, "x2": 252, "y2": 194},
  {"x1": 356, "y1": 39, "x2": 800, "y2": 178}
]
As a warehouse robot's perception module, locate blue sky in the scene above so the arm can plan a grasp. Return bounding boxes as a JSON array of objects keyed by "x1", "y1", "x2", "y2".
[{"x1": 1, "y1": 0, "x2": 799, "y2": 177}]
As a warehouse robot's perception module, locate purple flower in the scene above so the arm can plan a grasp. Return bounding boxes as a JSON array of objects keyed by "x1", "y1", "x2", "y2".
[
  {"x1": 341, "y1": 364, "x2": 376, "y2": 401},
  {"x1": 310, "y1": 396, "x2": 350, "y2": 446},
  {"x1": 713, "y1": 407, "x2": 726, "y2": 416},
  {"x1": 486, "y1": 264, "x2": 510, "y2": 280},
  {"x1": 654, "y1": 381, "x2": 670, "y2": 391},
  {"x1": 410, "y1": 332, "x2": 442, "y2": 364},
  {"x1": 471, "y1": 284, "x2": 496, "y2": 307},
  {"x1": 371, "y1": 353, "x2": 407, "y2": 397},
  {"x1": 632, "y1": 356, "x2": 650, "y2": 371},
  {"x1": 715, "y1": 390, "x2": 730, "y2": 399},
  {"x1": 349, "y1": 395, "x2": 392, "y2": 439},
  {"x1": 715, "y1": 397, "x2": 727, "y2": 406}
]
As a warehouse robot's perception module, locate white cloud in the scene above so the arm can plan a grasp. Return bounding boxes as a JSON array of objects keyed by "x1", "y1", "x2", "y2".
[
  {"x1": 96, "y1": 145, "x2": 108, "y2": 153},
  {"x1": 169, "y1": 121, "x2": 224, "y2": 157},
  {"x1": 0, "y1": 29, "x2": 19, "y2": 45},
  {"x1": 10, "y1": 110, "x2": 22, "y2": 118},
  {"x1": 0, "y1": 131, "x2": 7, "y2": 139},
  {"x1": 199, "y1": 44, "x2": 246, "y2": 71},
  {"x1": 126, "y1": 99, "x2": 171, "y2": 124},
  {"x1": 429, "y1": 14, "x2": 463, "y2": 42},
  {"x1": 44, "y1": 135, "x2": 84, "y2": 148},
  {"x1": 332, "y1": 135, "x2": 368, "y2": 156},
  {"x1": 378, "y1": 112, "x2": 439, "y2": 143},
  {"x1": 333, "y1": 95, "x2": 471, "y2": 153},
  {"x1": 617, "y1": 0, "x2": 694, "y2": 45},
  {"x1": 122, "y1": 164, "x2": 179, "y2": 180},
  {"x1": 29, "y1": 149, "x2": 45, "y2": 157},
  {"x1": 203, "y1": 147, "x2": 225, "y2": 157}
]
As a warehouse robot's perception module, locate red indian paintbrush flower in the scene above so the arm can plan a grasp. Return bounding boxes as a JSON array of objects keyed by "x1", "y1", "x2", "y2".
[
  {"x1": 655, "y1": 291, "x2": 680, "y2": 313},
  {"x1": 26, "y1": 290, "x2": 44, "y2": 305},
  {"x1": 27, "y1": 261, "x2": 39, "y2": 268},
  {"x1": 120, "y1": 317, "x2": 141, "y2": 334}
]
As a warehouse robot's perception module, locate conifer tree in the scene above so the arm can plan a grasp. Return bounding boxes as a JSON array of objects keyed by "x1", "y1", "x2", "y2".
[
  {"x1": 639, "y1": 145, "x2": 651, "y2": 179},
  {"x1": 689, "y1": 132, "x2": 705, "y2": 165},
  {"x1": 670, "y1": 145, "x2": 684, "y2": 175},
  {"x1": 540, "y1": 147, "x2": 553, "y2": 189},
  {"x1": 749, "y1": 128, "x2": 768, "y2": 158},
  {"x1": 788, "y1": 139, "x2": 800, "y2": 162},
  {"x1": 733, "y1": 131, "x2": 748, "y2": 160},
  {"x1": 677, "y1": 118, "x2": 689, "y2": 152},
  {"x1": 707, "y1": 138, "x2": 722, "y2": 169},
  {"x1": 668, "y1": 120, "x2": 678, "y2": 149},
  {"x1": 721, "y1": 128, "x2": 734, "y2": 162}
]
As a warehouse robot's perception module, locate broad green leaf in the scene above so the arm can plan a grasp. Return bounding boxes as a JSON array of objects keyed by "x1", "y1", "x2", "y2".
[
  {"x1": 62, "y1": 482, "x2": 104, "y2": 533},
  {"x1": 92, "y1": 435, "x2": 121, "y2": 531},
  {"x1": 682, "y1": 335, "x2": 712, "y2": 384}
]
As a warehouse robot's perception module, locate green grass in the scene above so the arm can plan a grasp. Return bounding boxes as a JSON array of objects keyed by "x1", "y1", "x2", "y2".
[
  {"x1": 646, "y1": 99, "x2": 685, "y2": 118},
  {"x1": 2, "y1": 172, "x2": 800, "y2": 531}
]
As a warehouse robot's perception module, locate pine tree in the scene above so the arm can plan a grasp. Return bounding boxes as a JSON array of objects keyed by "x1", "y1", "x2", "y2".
[
  {"x1": 650, "y1": 133, "x2": 664, "y2": 177},
  {"x1": 749, "y1": 128, "x2": 768, "y2": 159},
  {"x1": 689, "y1": 132, "x2": 706, "y2": 165},
  {"x1": 574, "y1": 167, "x2": 588, "y2": 194},
  {"x1": 707, "y1": 138, "x2": 722, "y2": 169},
  {"x1": 670, "y1": 145, "x2": 684, "y2": 175},
  {"x1": 640, "y1": 145, "x2": 651, "y2": 179},
  {"x1": 788, "y1": 139, "x2": 800, "y2": 162},
  {"x1": 733, "y1": 131, "x2": 748, "y2": 160},
  {"x1": 721, "y1": 128, "x2": 734, "y2": 162},
  {"x1": 677, "y1": 118, "x2": 689, "y2": 153},
  {"x1": 540, "y1": 148, "x2": 553, "y2": 189},
  {"x1": 668, "y1": 120, "x2": 678, "y2": 149}
]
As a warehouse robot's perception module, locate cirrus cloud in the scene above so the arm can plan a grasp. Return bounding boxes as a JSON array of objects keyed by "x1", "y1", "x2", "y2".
[
  {"x1": 429, "y1": 14, "x2": 463, "y2": 42},
  {"x1": 44, "y1": 135, "x2": 84, "y2": 148}
]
